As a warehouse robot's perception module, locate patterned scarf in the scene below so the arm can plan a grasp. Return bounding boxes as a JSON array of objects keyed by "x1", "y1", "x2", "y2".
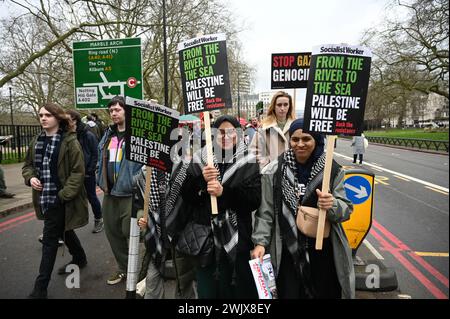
[
  {"x1": 164, "y1": 160, "x2": 190, "y2": 243},
  {"x1": 194, "y1": 139, "x2": 249, "y2": 263},
  {"x1": 138, "y1": 167, "x2": 170, "y2": 262},
  {"x1": 279, "y1": 149, "x2": 326, "y2": 297},
  {"x1": 34, "y1": 130, "x2": 62, "y2": 213}
]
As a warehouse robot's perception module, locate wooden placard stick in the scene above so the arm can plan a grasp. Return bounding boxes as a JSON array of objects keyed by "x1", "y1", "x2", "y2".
[
  {"x1": 203, "y1": 111, "x2": 218, "y2": 215},
  {"x1": 142, "y1": 166, "x2": 153, "y2": 221},
  {"x1": 315, "y1": 135, "x2": 337, "y2": 250}
]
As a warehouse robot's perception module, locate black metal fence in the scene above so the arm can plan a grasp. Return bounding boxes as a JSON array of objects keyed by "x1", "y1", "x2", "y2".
[
  {"x1": 0, "y1": 125, "x2": 42, "y2": 163},
  {"x1": 367, "y1": 136, "x2": 449, "y2": 152}
]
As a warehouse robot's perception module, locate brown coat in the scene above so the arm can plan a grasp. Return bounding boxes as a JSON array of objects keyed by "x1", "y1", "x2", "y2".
[{"x1": 249, "y1": 117, "x2": 294, "y2": 169}]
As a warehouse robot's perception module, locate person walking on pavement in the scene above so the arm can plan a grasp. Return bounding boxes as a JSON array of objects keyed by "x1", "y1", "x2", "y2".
[
  {"x1": 250, "y1": 91, "x2": 295, "y2": 169},
  {"x1": 0, "y1": 136, "x2": 16, "y2": 198},
  {"x1": 251, "y1": 118, "x2": 355, "y2": 299},
  {"x1": 67, "y1": 110, "x2": 104, "y2": 233},
  {"x1": 22, "y1": 103, "x2": 88, "y2": 299},
  {"x1": 181, "y1": 115, "x2": 261, "y2": 299},
  {"x1": 97, "y1": 95, "x2": 142, "y2": 285},
  {"x1": 351, "y1": 133, "x2": 366, "y2": 165}
]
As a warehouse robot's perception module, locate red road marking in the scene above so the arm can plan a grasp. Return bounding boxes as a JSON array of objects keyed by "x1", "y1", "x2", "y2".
[
  {"x1": 373, "y1": 220, "x2": 449, "y2": 288},
  {"x1": 370, "y1": 228, "x2": 448, "y2": 299},
  {"x1": 0, "y1": 212, "x2": 35, "y2": 229},
  {"x1": 0, "y1": 216, "x2": 36, "y2": 234},
  {"x1": 0, "y1": 188, "x2": 104, "y2": 232}
]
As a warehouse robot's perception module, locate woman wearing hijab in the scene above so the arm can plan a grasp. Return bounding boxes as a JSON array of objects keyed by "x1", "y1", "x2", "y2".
[
  {"x1": 181, "y1": 115, "x2": 261, "y2": 299},
  {"x1": 251, "y1": 118, "x2": 355, "y2": 299}
]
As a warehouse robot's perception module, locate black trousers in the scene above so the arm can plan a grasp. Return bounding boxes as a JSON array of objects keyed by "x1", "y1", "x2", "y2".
[
  {"x1": 33, "y1": 204, "x2": 86, "y2": 292},
  {"x1": 276, "y1": 240, "x2": 341, "y2": 299},
  {"x1": 353, "y1": 154, "x2": 363, "y2": 164}
]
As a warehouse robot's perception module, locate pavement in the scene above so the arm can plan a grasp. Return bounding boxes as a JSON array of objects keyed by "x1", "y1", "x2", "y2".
[
  {"x1": 0, "y1": 163, "x2": 34, "y2": 217},
  {"x1": 0, "y1": 162, "x2": 402, "y2": 299}
]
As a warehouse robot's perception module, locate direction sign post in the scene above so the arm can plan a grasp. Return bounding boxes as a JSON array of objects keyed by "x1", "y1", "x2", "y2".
[
  {"x1": 342, "y1": 170, "x2": 375, "y2": 252},
  {"x1": 72, "y1": 38, "x2": 143, "y2": 109}
]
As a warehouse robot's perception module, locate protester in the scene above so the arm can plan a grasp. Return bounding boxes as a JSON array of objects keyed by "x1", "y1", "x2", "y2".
[
  {"x1": 245, "y1": 117, "x2": 259, "y2": 145},
  {"x1": 251, "y1": 118, "x2": 355, "y2": 299},
  {"x1": 136, "y1": 167, "x2": 170, "y2": 299},
  {"x1": 181, "y1": 115, "x2": 261, "y2": 299},
  {"x1": 97, "y1": 95, "x2": 142, "y2": 285},
  {"x1": 84, "y1": 115, "x2": 102, "y2": 140},
  {"x1": 250, "y1": 91, "x2": 295, "y2": 168},
  {"x1": 66, "y1": 110, "x2": 103, "y2": 233},
  {"x1": 0, "y1": 136, "x2": 15, "y2": 198},
  {"x1": 22, "y1": 103, "x2": 88, "y2": 299},
  {"x1": 90, "y1": 112, "x2": 106, "y2": 139},
  {"x1": 351, "y1": 133, "x2": 366, "y2": 165}
]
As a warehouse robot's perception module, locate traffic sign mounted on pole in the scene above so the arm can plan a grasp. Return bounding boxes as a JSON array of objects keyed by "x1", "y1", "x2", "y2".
[
  {"x1": 72, "y1": 38, "x2": 143, "y2": 109},
  {"x1": 342, "y1": 168, "x2": 375, "y2": 251}
]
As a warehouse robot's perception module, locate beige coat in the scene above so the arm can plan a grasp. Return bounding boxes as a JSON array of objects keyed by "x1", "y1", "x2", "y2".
[{"x1": 249, "y1": 117, "x2": 294, "y2": 169}]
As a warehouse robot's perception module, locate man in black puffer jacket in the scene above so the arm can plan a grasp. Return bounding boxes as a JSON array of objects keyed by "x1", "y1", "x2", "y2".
[{"x1": 67, "y1": 110, "x2": 103, "y2": 234}]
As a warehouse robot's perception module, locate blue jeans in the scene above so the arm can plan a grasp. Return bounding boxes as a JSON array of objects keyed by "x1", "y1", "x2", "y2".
[{"x1": 85, "y1": 175, "x2": 102, "y2": 220}]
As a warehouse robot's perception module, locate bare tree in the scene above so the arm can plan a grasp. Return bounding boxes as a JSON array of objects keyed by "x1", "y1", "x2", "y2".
[
  {"x1": 363, "y1": 0, "x2": 449, "y2": 100},
  {"x1": 0, "y1": 0, "x2": 254, "y2": 117}
]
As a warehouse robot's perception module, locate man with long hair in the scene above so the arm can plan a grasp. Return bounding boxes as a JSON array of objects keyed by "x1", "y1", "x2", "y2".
[{"x1": 23, "y1": 103, "x2": 88, "y2": 299}]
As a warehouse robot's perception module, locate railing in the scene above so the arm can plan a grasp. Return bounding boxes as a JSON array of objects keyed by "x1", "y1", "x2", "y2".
[
  {"x1": 366, "y1": 136, "x2": 449, "y2": 153},
  {"x1": 0, "y1": 125, "x2": 42, "y2": 163}
]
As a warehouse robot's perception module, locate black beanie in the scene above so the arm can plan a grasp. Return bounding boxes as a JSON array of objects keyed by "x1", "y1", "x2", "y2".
[{"x1": 212, "y1": 115, "x2": 241, "y2": 129}]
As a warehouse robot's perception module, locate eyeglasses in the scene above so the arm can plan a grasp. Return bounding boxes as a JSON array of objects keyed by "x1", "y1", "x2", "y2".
[{"x1": 217, "y1": 128, "x2": 237, "y2": 137}]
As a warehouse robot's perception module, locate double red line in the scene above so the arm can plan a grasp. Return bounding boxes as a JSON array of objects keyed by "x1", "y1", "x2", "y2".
[
  {"x1": 0, "y1": 211, "x2": 36, "y2": 234},
  {"x1": 370, "y1": 219, "x2": 448, "y2": 299}
]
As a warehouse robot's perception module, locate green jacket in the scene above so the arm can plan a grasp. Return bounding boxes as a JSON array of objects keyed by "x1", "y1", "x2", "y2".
[{"x1": 22, "y1": 131, "x2": 89, "y2": 231}]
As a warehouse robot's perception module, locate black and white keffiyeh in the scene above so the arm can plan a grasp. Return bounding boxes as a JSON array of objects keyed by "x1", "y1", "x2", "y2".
[
  {"x1": 139, "y1": 167, "x2": 170, "y2": 261},
  {"x1": 279, "y1": 148, "x2": 326, "y2": 297},
  {"x1": 279, "y1": 149, "x2": 327, "y2": 256},
  {"x1": 164, "y1": 160, "x2": 190, "y2": 242},
  {"x1": 34, "y1": 130, "x2": 62, "y2": 213},
  {"x1": 194, "y1": 139, "x2": 251, "y2": 263}
]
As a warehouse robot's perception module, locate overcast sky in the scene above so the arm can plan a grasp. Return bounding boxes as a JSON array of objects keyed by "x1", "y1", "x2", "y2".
[{"x1": 226, "y1": 0, "x2": 390, "y2": 111}]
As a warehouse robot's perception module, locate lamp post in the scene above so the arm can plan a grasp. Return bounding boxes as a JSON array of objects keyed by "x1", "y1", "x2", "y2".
[
  {"x1": 9, "y1": 87, "x2": 15, "y2": 150},
  {"x1": 162, "y1": 0, "x2": 169, "y2": 107},
  {"x1": 237, "y1": 75, "x2": 241, "y2": 119}
]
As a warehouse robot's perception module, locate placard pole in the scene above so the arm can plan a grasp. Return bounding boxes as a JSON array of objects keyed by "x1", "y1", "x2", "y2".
[{"x1": 315, "y1": 135, "x2": 337, "y2": 250}]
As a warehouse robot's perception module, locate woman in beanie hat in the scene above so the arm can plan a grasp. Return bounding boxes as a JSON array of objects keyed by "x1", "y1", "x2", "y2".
[
  {"x1": 251, "y1": 118, "x2": 355, "y2": 299},
  {"x1": 180, "y1": 115, "x2": 261, "y2": 298}
]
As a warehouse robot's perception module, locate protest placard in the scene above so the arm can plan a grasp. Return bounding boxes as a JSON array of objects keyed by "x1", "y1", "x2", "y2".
[
  {"x1": 303, "y1": 44, "x2": 372, "y2": 249},
  {"x1": 124, "y1": 96, "x2": 179, "y2": 172},
  {"x1": 271, "y1": 52, "x2": 311, "y2": 89},
  {"x1": 178, "y1": 33, "x2": 232, "y2": 114},
  {"x1": 303, "y1": 44, "x2": 372, "y2": 136}
]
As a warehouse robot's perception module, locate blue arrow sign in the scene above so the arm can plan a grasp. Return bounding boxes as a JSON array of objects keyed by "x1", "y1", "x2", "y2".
[{"x1": 344, "y1": 176, "x2": 371, "y2": 205}]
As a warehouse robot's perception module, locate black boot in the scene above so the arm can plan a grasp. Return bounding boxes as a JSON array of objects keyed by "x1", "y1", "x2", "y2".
[
  {"x1": 57, "y1": 259, "x2": 87, "y2": 275},
  {"x1": 28, "y1": 288, "x2": 47, "y2": 299}
]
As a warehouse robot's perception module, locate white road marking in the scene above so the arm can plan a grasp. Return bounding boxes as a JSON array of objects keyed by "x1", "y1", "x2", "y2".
[
  {"x1": 363, "y1": 239, "x2": 384, "y2": 260},
  {"x1": 334, "y1": 152, "x2": 449, "y2": 193},
  {"x1": 393, "y1": 175, "x2": 411, "y2": 182},
  {"x1": 425, "y1": 186, "x2": 449, "y2": 195}
]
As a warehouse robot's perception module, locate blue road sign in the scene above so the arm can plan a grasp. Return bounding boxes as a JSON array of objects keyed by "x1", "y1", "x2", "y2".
[{"x1": 344, "y1": 175, "x2": 372, "y2": 205}]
